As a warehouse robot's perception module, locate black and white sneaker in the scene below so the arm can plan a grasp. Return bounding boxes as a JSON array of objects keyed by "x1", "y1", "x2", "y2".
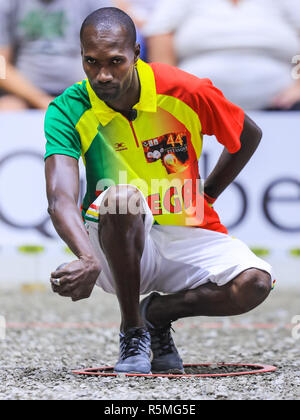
[
  {"x1": 140, "y1": 292, "x2": 184, "y2": 374},
  {"x1": 114, "y1": 327, "x2": 152, "y2": 374}
]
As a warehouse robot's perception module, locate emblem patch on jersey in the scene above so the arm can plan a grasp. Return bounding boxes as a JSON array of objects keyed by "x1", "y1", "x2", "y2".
[
  {"x1": 142, "y1": 132, "x2": 189, "y2": 174},
  {"x1": 114, "y1": 142, "x2": 128, "y2": 152}
]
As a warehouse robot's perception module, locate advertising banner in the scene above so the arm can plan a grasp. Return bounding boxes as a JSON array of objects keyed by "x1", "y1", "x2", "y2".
[{"x1": 0, "y1": 111, "x2": 299, "y2": 285}]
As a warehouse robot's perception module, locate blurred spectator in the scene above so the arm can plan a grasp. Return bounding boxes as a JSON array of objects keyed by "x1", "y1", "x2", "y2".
[
  {"x1": 144, "y1": 0, "x2": 300, "y2": 110},
  {"x1": 114, "y1": 0, "x2": 160, "y2": 30},
  {"x1": 0, "y1": 0, "x2": 111, "y2": 111},
  {"x1": 114, "y1": 0, "x2": 160, "y2": 60}
]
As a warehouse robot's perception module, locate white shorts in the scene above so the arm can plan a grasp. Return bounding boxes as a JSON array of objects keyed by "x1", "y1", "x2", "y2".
[{"x1": 85, "y1": 187, "x2": 275, "y2": 295}]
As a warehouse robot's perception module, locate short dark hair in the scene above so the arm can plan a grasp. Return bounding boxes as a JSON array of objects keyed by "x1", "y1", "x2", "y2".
[{"x1": 80, "y1": 7, "x2": 137, "y2": 48}]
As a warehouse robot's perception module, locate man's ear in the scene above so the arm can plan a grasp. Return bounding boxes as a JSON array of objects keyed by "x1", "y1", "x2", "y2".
[{"x1": 134, "y1": 43, "x2": 141, "y2": 64}]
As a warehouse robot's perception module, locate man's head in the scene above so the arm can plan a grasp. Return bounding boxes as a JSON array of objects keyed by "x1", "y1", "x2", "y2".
[{"x1": 80, "y1": 7, "x2": 140, "y2": 102}]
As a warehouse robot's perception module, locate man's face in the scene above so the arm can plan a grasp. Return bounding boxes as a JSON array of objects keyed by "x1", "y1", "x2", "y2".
[{"x1": 81, "y1": 25, "x2": 140, "y2": 102}]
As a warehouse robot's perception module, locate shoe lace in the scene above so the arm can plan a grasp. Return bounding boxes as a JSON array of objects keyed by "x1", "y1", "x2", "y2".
[
  {"x1": 150, "y1": 323, "x2": 176, "y2": 356},
  {"x1": 120, "y1": 328, "x2": 149, "y2": 359}
]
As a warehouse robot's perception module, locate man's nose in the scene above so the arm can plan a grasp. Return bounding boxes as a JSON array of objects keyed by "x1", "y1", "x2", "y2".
[{"x1": 97, "y1": 68, "x2": 113, "y2": 83}]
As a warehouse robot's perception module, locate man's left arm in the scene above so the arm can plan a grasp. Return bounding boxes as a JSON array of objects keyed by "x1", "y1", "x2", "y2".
[{"x1": 204, "y1": 114, "x2": 262, "y2": 200}]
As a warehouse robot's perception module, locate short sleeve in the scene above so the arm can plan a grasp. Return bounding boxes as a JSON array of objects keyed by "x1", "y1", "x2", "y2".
[
  {"x1": 197, "y1": 81, "x2": 245, "y2": 154},
  {"x1": 44, "y1": 101, "x2": 81, "y2": 161},
  {"x1": 150, "y1": 62, "x2": 245, "y2": 154}
]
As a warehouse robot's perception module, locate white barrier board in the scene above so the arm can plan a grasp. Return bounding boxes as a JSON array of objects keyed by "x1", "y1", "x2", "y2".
[{"x1": 0, "y1": 110, "x2": 299, "y2": 286}]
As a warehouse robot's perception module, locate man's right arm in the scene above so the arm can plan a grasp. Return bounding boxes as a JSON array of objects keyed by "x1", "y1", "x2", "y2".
[{"x1": 45, "y1": 154, "x2": 101, "y2": 301}]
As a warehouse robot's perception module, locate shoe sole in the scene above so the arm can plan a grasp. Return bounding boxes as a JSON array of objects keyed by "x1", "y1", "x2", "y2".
[
  {"x1": 114, "y1": 351, "x2": 153, "y2": 375},
  {"x1": 152, "y1": 368, "x2": 185, "y2": 375},
  {"x1": 114, "y1": 371, "x2": 152, "y2": 375}
]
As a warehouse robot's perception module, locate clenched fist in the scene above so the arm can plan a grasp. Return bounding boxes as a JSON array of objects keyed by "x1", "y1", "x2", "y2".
[{"x1": 50, "y1": 256, "x2": 101, "y2": 301}]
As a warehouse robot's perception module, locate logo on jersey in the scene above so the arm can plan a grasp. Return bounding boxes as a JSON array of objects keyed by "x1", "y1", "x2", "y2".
[
  {"x1": 114, "y1": 142, "x2": 128, "y2": 152},
  {"x1": 142, "y1": 132, "x2": 189, "y2": 174}
]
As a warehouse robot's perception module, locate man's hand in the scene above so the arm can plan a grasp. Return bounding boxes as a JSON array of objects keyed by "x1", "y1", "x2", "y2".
[
  {"x1": 46, "y1": 155, "x2": 102, "y2": 301},
  {"x1": 50, "y1": 257, "x2": 101, "y2": 301}
]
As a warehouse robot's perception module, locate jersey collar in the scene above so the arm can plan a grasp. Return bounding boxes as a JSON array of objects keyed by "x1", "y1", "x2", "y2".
[{"x1": 86, "y1": 59, "x2": 157, "y2": 126}]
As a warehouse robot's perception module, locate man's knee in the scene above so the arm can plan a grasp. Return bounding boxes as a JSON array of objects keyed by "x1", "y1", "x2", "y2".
[
  {"x1": 100, "y1": 184, "x2": 144, "y2": 216},
  {"x1": 98, "y1": 185, "x2": 146, "y2": 254},
  {"x1": 233, "y1": 269, "x2": 272, "y2": 313},
  {"x1": 251, "y1": 271, "x2": 272, "y2": 299},
  {"x1": 98, "y1": 185, "x2": 145, "y2": 238}
]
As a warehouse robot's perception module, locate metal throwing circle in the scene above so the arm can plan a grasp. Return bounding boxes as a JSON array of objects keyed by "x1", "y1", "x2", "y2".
[{"x1": 72, "y1": 363, "x2": 277, "y2": 378}]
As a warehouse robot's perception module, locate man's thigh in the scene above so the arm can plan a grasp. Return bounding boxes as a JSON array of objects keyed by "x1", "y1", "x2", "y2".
[{"x1": 149, "y1": 225, "x2": 275, "y2": 293}]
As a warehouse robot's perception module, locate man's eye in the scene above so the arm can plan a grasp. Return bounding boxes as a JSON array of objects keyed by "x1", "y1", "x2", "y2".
[
  {"x1": 112, "y1": 58, "x2": 122, "y2": 64},
  {"x1": 87, "y1": 58, "x2": 96, "y2": 64}
]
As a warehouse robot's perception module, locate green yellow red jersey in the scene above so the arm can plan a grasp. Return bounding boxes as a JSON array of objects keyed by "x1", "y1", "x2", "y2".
[{"x1": 44, "y1": 59, "x2": 245, "y2": 233}]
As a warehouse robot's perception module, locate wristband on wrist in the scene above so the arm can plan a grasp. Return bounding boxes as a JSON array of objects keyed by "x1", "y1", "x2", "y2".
[{"x1": 204, "y1": 192, "x2": 217, "y2": 205}]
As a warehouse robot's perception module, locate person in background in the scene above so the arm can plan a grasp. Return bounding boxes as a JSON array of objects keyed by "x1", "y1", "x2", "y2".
[
  {"x1": 114, "y1": 0, "x2": 160, "y2": 30},
  {"x1": 0, "y1": 0, "x2": 111, "y2": 111},
  {"x1": 114, "y1": 0, "x2": 160, "y2": 60},
  {"x1": 144, "y1": 0, "x2": 300, "y2": 111}
]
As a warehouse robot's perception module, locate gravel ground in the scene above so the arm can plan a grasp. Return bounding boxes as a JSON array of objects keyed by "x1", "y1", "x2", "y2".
[{"x1": 0, "y1": 285, "x2": 299, "y2": 400}]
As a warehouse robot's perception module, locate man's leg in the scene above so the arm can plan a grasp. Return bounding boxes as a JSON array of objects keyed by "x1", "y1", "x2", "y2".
[
  {"x1": 144, "y1": 268, "x2": 272, "y2": 327},
  {"x1": 97, "y1": 184, "x2": 154, "y2": 373},
  {"x1": 97, "y1": 184, "x2": 146, "y2": 332}
]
